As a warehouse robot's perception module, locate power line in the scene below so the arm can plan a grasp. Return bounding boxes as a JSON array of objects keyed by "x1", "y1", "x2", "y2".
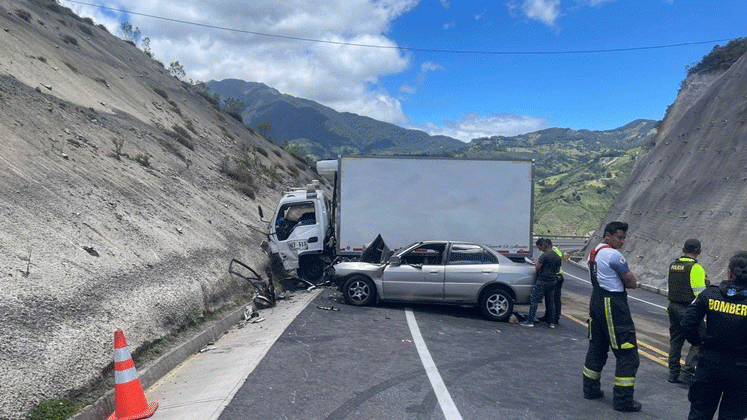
[{"x1": 64, "y1": 0, "x2": 735, "y2": 55}]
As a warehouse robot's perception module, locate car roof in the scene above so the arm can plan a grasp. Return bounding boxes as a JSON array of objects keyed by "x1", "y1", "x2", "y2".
[{"x1": 401, "y1": 240, "x2": 516, "y2": 263}]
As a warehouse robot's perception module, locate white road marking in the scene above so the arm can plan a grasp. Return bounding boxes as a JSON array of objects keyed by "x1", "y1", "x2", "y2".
[
  {"x1": 564, "y1": 272, "x2": 668, "y2": 310},
  {"x1": 405, "y1": 309, "x2": 464, "y2": 420}
]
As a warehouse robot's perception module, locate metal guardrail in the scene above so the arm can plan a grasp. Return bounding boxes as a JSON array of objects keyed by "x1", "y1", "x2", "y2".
[{"x1": 533, "y1": 235, "x2": 589, "y2": 250}]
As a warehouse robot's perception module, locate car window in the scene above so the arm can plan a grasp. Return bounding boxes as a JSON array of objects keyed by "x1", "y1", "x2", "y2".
[
  {"x1": 481, "y1": 250, "x2": 498, "y2": 263},
  {"x1": 400, "y1": 243, "x2": 445, "y2": 265},
  {"x1": 448, "y1": 244, "x2": 497, "y2": 265}
]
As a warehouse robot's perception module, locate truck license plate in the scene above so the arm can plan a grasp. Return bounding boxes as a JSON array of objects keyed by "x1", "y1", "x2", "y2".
[{"x1": 289, "y1": 240, "x2": 308, "y2": 250}]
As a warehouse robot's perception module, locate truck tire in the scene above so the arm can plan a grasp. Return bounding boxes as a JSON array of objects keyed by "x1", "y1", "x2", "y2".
[
  {"x1": 479, "y1": 287, "x2": 514, "y2": 322},
  {"x1": 298, "y1": 256, "x2": 326, "y2": 284},
  {"x1": 343, "y1": 275, "x2": 376, "y2": 306}
]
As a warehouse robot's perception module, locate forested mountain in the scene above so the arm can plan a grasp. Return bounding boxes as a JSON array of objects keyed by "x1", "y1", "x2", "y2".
[{"x1": 207, "y1": 79, "x2": 465, "y2": 159}]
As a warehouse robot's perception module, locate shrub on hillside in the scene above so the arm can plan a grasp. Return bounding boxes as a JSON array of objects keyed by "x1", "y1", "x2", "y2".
[
  {"x1": 15, "y1": 9, "x2": 32, "y2": 22},
  {"x1": 687, "y1": 37, "x2": 747, "y2": 76},
  {"x1": 165, "y1": 127, "x2": 194, "y2": 151},
  {"x1": 133, "y1": 153, "x2": 151, "y2": 167},
  {"x1": 153, "y1": 87, "x2": 168, "y2": 99},
  {"x1": 78, "y1": 23, "x2": 92, "y2": 36},
  {"x1": 62, "y1": 34, "x2": 78, "y2": 46},
  {"x1": 226, "y1": 111, "x2": 243, "y2": 123}
]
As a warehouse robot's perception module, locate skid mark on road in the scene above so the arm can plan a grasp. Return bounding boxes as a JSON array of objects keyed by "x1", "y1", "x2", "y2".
[{"x1": 405, "y1": 309, "x2": 464, "y2": 420}]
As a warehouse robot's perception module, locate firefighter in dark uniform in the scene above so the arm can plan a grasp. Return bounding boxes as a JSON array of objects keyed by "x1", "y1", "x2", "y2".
[
  {"x1": 667, "y1": 238, "x2": 708, "y2": 385},
  {"x1": 682, "y1": 251, "x2": 747, "y2": 420},
  {"x1": 582, "y1": 221, "x2": 642, "y2": 412}
]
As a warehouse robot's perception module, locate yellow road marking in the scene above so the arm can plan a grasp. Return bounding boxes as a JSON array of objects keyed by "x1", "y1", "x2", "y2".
[
  {"x1": 562, "y1": 313, "x2": 669, "y2": 368},
  {"x1": 638, "y1": 340, "x2": 668, "y2": 357}
]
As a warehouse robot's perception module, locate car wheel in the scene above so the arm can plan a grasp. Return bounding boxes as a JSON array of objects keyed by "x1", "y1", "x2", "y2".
[
  {"x1": 479, "y1": 287, "x2": 514, "y2": 322},
  {"x1": 298, "y1": 256, "x2": 326, "y2": 284},
  {"x1": 343, "y1": 275, "x2": 376, "y2": 306}
]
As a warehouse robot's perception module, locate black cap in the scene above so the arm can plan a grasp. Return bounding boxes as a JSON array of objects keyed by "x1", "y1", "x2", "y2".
[{"x1": 684, "y1": 238, "x2": 701, "y2": 253}]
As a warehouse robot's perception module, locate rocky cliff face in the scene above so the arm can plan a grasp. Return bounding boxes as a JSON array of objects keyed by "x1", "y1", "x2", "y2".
[
  {"x1": 0, "y1": 1, "x2": 321, "y2": 418},
  {"x1": 586, "y1": 53, "x2": 747, "y2": 289}
]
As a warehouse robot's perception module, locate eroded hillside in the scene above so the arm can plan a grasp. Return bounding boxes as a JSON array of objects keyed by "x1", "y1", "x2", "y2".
[
  {"x1": 586, "y1": 51, "x2": 747, "y2": 289},
  {"x1": 0, "y1": 1, "x2": 322, "y2": 418}
]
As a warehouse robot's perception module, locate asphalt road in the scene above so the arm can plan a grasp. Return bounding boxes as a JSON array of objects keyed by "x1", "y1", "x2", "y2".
[{"x1": 217, "y1": 261, "x2": 694, "y2": 420}]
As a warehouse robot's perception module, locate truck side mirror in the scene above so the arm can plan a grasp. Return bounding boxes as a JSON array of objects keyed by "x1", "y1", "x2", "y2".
[
  {"x1": 258, "y1": 205, "x2": 264, "y2": 220},
  {"x1": 388, "y1": 255, "x2": 401, "y2": 265}
]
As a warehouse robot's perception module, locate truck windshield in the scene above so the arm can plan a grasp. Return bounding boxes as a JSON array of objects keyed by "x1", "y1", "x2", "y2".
[{"x1": 275, "y1": 201, "x2": 316, "y2": 241}]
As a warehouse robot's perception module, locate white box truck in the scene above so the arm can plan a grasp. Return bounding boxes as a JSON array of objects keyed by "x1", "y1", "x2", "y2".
[{"x1": 259, "y1": 156, "x2": 534, "y2": 283}]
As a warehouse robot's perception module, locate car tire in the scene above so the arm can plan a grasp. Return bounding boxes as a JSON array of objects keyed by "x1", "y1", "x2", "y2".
[
  {"x1": 479, "y1": 287, "x2": 514, "y2": 322},
  {"x1": 342, "y1": 275, "x2": 376, "y2": 306},
  {"x1": 298, "y1": 256, "x2": 326, "y2": 284}
]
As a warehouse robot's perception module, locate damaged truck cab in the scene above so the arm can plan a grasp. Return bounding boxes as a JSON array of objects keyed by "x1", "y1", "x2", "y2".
[{"x1": 263, "y1": 181, "x2": 335, "y2": 283}]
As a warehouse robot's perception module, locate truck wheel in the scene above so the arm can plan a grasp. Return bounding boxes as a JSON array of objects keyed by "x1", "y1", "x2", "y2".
[
  {"x1": 479, "y1": 287, "x2": 514, "y2": 322},
  {"x1": 343, "y1": 275, "x2": 376, "y2": 306},
  {"x1": 298, "y1": 257, "x2": 326, "y2": 284}
]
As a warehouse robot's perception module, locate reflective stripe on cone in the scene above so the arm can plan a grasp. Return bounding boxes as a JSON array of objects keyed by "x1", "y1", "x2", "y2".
[{"x1": 107, "y1": 329, "x2": 158, "y2": 420}]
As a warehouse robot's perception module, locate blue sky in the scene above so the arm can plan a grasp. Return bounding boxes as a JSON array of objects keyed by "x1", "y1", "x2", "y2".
[{"x1": 67, "y1": 0, "x2": 745, "y2": 141}]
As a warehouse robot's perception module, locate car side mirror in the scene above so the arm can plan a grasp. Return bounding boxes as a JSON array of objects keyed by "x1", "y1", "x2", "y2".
[
  {"x1": 388, "y1": 255, "x2": 401, "y2": 266},
  {"x1": 258, "y1": 205, "x2": 265, "y2": 221}
]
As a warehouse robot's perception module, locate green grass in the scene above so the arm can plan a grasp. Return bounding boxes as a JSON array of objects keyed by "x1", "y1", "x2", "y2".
[
  {"x1": 25, "y1": 398, "x2": 82, "y2": 420},
  {"x1": 533, "y1": 147, "x2": 639, "y2": 236}
]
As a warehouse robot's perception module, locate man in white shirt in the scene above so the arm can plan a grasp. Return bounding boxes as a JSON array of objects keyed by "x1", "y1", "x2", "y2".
[{"x1": 582, "y1": 221, "x2": 641, "y2": 412}]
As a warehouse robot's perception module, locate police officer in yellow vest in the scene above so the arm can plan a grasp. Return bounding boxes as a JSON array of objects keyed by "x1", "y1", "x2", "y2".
[{"x1": 667, "y1": 238, "x2": 708, "y2": 385}]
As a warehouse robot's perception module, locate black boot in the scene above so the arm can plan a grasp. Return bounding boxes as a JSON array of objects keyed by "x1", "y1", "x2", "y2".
[
  {"x1": 583, "y1": 376, "x2": 604, "y2": 400},
  {"x1": 668, "y1": 371, "x2": 682, "y2": 383},
  {"x1": 613, "y1": 386, "x2": 641, "y2": 412}
]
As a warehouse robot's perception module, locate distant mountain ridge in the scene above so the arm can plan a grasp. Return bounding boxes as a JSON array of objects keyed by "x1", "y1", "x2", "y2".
[
  {"x1": 207, "y1": 79, "x2": 465, "y2": 159},
  {"x1": 454, "y1": 119, "x2": 658, "y2": 179}
]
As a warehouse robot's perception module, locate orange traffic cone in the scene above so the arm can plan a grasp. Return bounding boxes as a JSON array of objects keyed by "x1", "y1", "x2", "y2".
[{"x1": 107, "y1": 329, "x2": 158, "y2": 420}]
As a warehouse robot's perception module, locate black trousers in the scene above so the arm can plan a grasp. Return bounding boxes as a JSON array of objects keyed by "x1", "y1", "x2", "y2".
[
  {"x1": 668, "y1": 301, "x2": 705, "y2": 379},
  {"x1": 688, "y1": 350, "x2": 747, "y2": 420},
  {"x1": 583, "y1": 289, "x2": 640, "y2": 401},
  {"x1": 551, "y1": 275, "x2": 564, "y2": 323}
]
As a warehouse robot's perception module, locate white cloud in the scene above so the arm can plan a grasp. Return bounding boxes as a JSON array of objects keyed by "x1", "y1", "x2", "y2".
[
  {"x1": 61, "y1": 0, "x2": 417, "y2": 125},
  {"x1": 399, "y1": 61, "x2": 444, "y2": 99},
  {"x1": 63, "y1": 1, "x2": 558, "y2": 140},
  {"x1": 578, "y1": 0, "x2": 617, "y2": 6},
  {"x1": 520, "y1": 0, "x2": 561, "y2": 26},
  {"x1": 416, "y1": 113, "x2": 549, "y2": 142},
  {"x1": 443, "y1": 21, "x2": 455, "y2": 30}
]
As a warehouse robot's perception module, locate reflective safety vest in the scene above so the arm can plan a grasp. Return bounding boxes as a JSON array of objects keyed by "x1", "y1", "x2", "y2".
[
  {"x1": 552, "y1": 245, "x2": 563, "y2": 274},
  {"x1": 668, "y1": 257, "x2": 707, "y2": 304}
]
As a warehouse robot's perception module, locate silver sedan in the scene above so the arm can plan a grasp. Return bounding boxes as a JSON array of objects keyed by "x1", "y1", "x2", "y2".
[{"x1": 331, "y1": 240, "x2": 536, "y2": 321}]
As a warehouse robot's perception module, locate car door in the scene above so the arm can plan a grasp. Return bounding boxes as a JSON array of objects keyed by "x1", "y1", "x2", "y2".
[
  {"x1": 381, "y1": 243, "x2": 445, "y2": 302},
  {"x1": 443, "y1": 243, "x2": 500, "y2": 303}
]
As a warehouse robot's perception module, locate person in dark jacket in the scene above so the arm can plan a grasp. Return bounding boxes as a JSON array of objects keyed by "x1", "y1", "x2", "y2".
[
  {"x1": 538, "y1": 242, "x2": 564, "y2": 325},
  {"x1": 667, "y1": 238, "x2": 708, "y2": 385},
  {"x1": 682, "y1": 251, "x2": 747, "y2": 420},
  {"x1": 519, "y1": 238, "x2": 561, "y2": 328}
]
